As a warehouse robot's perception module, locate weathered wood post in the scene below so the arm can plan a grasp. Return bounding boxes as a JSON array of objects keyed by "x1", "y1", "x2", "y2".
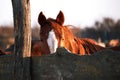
[{"x1": 11, "y1": 0, "x2": 31, "y2": 80}]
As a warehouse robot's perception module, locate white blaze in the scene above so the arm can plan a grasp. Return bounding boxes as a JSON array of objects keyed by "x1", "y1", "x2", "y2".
[{"x1": 47, "y1": 30, "x2": 58, "y2": 54}]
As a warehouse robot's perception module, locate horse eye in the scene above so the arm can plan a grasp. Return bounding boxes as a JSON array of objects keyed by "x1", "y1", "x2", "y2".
[
  {"x1": 62, "y1": 38, "x2": 64, "y2": 40},
  {"x1": 40, "y1": 31, "x2": 44, "y2": 34},
  {"x1": 40, "y1": 32, "x2": 42, "y2": 35},
  {"x1": 40, "y1": 39, "x2": 43, "y2": 41}
]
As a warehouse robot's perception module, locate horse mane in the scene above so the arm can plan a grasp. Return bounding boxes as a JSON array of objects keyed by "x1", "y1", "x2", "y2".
[{"x1": 74, "y1": 37, "x2": 104, "y2": 55}]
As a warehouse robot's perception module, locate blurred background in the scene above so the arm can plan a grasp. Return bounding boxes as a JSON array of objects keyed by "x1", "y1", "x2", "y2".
[{"x1": 0, "y1": 0, "x2": 120, "y2": 49}]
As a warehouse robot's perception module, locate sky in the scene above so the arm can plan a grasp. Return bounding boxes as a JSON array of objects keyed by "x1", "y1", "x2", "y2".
[{"x1": 0, "y1": 0, "x2": 120, "y2": 28}]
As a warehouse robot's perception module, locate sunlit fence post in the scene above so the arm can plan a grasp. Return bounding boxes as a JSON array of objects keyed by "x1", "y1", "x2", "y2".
[{"x1": 11, "y1": 0, "x2": 31, "y2": 80}]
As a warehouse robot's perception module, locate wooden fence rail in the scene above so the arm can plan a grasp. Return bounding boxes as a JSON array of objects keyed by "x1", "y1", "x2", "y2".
[{"x1": 0, "y1": 47, "x2": 120, "y2": 80}]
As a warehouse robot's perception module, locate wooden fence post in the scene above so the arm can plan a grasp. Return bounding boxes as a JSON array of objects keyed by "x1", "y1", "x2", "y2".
[{"x1": 11, "y1": 0, "x2": 31, "y2": 80}]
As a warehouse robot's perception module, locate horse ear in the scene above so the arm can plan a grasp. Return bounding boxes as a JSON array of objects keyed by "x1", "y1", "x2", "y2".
[
  {"x1": 56, "y1": 11, "x2": 65, "y2": 25},
  {"x1": 38, "y1": 12, "x2": 46, "y2": 26}
]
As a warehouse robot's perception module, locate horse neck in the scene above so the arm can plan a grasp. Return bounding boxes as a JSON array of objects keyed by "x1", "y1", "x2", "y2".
[
  {"x1": 76, "y1": 38, "x2": 104, "y2": 54},
  {"x1": 63, "y1": 27, "x2": 79, "y2": 53}
]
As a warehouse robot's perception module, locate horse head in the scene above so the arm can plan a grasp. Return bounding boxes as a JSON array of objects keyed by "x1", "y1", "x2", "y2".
[{"x1": 38, "y1": 11, "x2": 78, "y2": 53}]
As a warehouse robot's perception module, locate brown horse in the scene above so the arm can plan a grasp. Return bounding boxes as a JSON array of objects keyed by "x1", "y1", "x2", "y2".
[
  {"x1": 0, "y1": 40, "x2": 50, "y2": 56},
  {"x1": 108, "y1": 39, "x2": 120, "y2": 47},
  {"x1": 38, "y1": 11, "x2": 105, "y2": 55}
]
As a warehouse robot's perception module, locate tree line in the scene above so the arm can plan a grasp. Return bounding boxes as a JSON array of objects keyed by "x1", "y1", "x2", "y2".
[{"x1": 74, "y1": 17, "x2": 120, "y2": 42}]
